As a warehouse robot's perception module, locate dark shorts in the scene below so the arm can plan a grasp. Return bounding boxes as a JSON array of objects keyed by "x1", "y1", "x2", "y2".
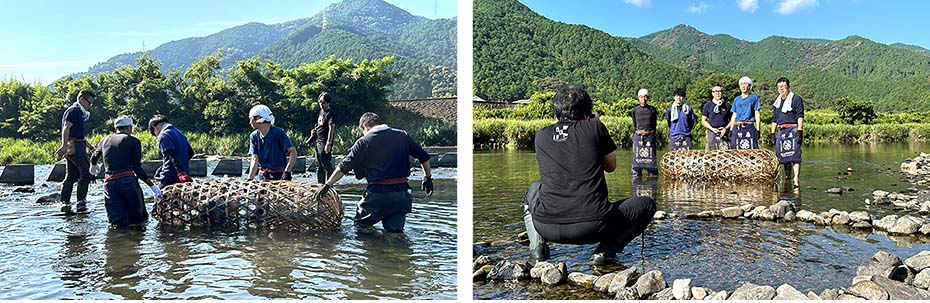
[{"x1": 354, "y1": 189, "x2": 413, "y2": 233}]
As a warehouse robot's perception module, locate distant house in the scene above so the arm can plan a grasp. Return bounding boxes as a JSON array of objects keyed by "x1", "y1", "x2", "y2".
[{"x1": 472, "y1": 96, "x2": 516, "y2": 110}]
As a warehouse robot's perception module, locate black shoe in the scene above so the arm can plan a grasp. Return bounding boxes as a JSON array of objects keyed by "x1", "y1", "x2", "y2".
[
  {"x1": 76, "y1": 201, "x2": 88, "y2": 212},
  {"x1": 531, "y1": 242, "x2": 550, "y2": 262},
  {"x1": 592, "y1": 252, "x2": 616, "y2": 266},
  {"x1": 60, "y1": 203, "x2": 72, "y2": 213}
]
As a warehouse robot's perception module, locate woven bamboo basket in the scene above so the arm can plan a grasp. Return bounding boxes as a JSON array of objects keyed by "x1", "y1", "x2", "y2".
[
  {"x1": 660, "y1": 149, "x2": 780, "y2": 181},
  {"x1": 152, "y1": 179, "x2": 343, "y2": 230}
]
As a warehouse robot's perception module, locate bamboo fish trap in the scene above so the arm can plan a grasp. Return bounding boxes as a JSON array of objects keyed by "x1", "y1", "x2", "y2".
[
  {"x1": 660, "y1": 149, "x2": 780, "y2": 181},
  {"x1": 152, "y1": 179, "x2": 343, "y2": 230}
]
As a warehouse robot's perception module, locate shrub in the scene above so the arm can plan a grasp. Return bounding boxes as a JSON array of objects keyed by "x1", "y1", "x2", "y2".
[{"x1": 835, "y1": 97, "x2": 877, "y2": 125}]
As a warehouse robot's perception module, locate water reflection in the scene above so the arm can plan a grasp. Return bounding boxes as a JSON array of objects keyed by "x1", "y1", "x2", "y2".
[
  {"x1": 659, "y1": 180, "x2": 779, "y2": 213},
  {"x1": 102, "y1": 228, "x2": 145, "y2": 299}
]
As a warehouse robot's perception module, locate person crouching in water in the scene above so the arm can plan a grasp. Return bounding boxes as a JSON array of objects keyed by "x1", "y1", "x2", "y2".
[
  {"x1": 148, "y1": 115, "x2": 194, "y2": 187},
  {"x1": 247, "y1": 105, "x2": 298, "y2": 181},
  {"x1": 665, "y1": 88, "x2": 696, "y2": 150},
  {"x1": 90, "y1": 116, "x2": 159, "y2": 227},
  {"x1": 315, "y1": 112, "x2": 433, "y2": 233},
  {"x1": 523, "y1": 85, "x2": 657, "y2": 265},
  {"x1": 770, "y1": 77, "x2": 805, "y2": 188}
]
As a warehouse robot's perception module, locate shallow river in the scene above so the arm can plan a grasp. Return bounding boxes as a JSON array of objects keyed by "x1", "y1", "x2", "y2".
[
  {"x1": 474, "y1": 143, "x2": 930, "y2": 299},
  {"x1": 0, "y1": 165, "x2": 457, "y2": 299}
]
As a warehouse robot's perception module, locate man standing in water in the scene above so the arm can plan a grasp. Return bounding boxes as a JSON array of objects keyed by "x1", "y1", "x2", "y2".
[
  {"x1": 770, "y1": 77, "x2": 805, "y2": 188},
  {"x1": 631, "y1": 88, "x2": 659, "y2": 177},
  {"x1": 665, "y1": 88, "x2": 696, "y2": 150},
  {"x1": 523, "y1": 85, "x2": 656, "y2": 265},
  {"x1": 90, "y1": 116, "x2": 158, "y2": 227},
  {"x1": 316, "y1": 112, "x2": 433, "y2": 233},
  {"x1": 728, "y1": 76, "x2": 762, "y2": 150},
  {"x1": 306, "y1": 92, "x2": 337, "y2": 184},
  {"x1": 247, "y1": 105, "x2": 299, "y2": 181},
  {"x1": 148, "y1": 114, "x2": 194, "y2": 187},
  {"x1": 55, "y1": 89, "x2": 96, "y2": 214},
  {"x1": 701, "y1": 84, "x2": 732, "y2": 150}
]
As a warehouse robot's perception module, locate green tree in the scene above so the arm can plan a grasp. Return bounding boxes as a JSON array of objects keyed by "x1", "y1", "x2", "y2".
[{"x1": 835, "y1": 97, "x2": 876, "y2": 125}]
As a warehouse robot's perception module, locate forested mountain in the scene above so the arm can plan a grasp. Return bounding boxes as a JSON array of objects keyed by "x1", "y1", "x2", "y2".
[
  {"x1": 475, "y1": 0, "x2": 930, "y2": 112},
  {"x1": 83, "y1": 0, "x2": 456, "y2": 99},
  {"x1": 473, "y1": 0, "x2": 697, "y2": 104}
]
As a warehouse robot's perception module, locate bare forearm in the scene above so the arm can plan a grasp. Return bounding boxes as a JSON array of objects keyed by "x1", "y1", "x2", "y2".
[
  {"x1": 285, "y1": 148, "x2": 297, "y2": 172},
  {"x1": 420, "y1": 160, "x2": 432, "y2": 178},
  {"x1": 324, "y1": 169, "x2": 345, "y2": 186},
  {"x1": 248, "y1": 157, "x2": 259, "y2": 179}
]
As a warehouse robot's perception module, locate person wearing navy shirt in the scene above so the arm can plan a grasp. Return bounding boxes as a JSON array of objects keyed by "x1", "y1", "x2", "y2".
[
  {"x1": 315, "y1": 112, "x2": 433, "y2": 233},
  {"x1": 55, "y1": 89, "x2": 96, "y2": 214},
  {"x1": 728, "y1": 76, "x2": 762, "y2": 150},
  {"x1": 770, "y1": 77, "x2": 805, "y2": 188},
  {"x1": 701, "y1": 84, "x2": 732, "y2": 150},
  {"x1": 246, "y1": 105, "x2": 298, "y2": 181},
  {"x1": 148, "y1": 115, "x2": 194, "y2": 187},
  {"x1": 89, "y1": 116, "x2": 158, "y2": 227},
  {"x1": 522, "y1": 85, "x2": 656, "y2": 265},
  {"x1": 664, "y1": 88, "x2": 696, "y2": 150}
]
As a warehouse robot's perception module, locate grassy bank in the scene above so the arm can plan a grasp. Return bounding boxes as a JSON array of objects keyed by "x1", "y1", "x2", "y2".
[
  {"x1": 0, "y1": 119, "x2": 455, "y2": 165},
  {"x1": 474, "y1": 116, "x2": 930, "y2": 150}
]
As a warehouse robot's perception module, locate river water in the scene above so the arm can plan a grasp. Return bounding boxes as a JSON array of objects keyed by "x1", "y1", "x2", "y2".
[
  {"x1": 0, "y1": 165, "x2": 457, "y2": 299},
  {"x1": 474, "y1": 143, "x2": 930, "y2": 299}
]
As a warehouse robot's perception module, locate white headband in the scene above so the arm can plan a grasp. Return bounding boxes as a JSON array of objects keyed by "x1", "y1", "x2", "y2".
[{"x1": 739, "y1": 76, "x2": 753, "y2": 86}]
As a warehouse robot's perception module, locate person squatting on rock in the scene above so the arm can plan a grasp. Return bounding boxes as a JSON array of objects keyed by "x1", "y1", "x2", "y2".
[
  {"x1": 665, "y1": 88, "x2": 696, "y2": 151},
  {"x1": 90, "y1": 116, "x2": 159, "y2": 227},
  {"x1": 770, "y1": 77, "x2": 805, "y2": 188},
  {"x1": 315, "y1": 112, "x2": 433, "y2": 233},
  {"x1": 247, "y1": 104, "x2": 299, "y2": 181},
  {"x1": 306, "y1": 92, "x2": 337, "y2": 184},
  {"x1": 631, "y1": 88, "x2": 659, "y2": 177},
  {"x1": 701, "y1": 83, "x2": 732, "y2": 150},
  {"x1": 56, "y1": 89, "x2": 96, "y2": 214},
  {"x1": 523, "y1": 85, "x2": 657, "y2": 265},
  {"x1": 728, "y1": 76, "x2": 762, "y2": 150},
  {"x1": 148, "y1": 114, "x2": 194, "y2": 187}
]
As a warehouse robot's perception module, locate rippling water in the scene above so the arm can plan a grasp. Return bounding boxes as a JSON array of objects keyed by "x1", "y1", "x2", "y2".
[
  {"x1": 474, "y1": 143, "x2": 930, "y2": 299},
  {"x1": 0, "y1": 167, "x2": 457, "y2": 299}
]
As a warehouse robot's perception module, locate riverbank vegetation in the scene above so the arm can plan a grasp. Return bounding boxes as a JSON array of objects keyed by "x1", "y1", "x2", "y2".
[
  {"x1": 0, "y1": 54, "x2": 455, "y2": 165},
  {"x1": 474, "y1": 92, "x2": 930, "y2": 150}
]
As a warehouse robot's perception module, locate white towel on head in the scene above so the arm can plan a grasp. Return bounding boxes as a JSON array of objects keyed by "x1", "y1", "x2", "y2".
[
  {"x1": 773, "y1": 92, "x2": 795, "y2": 113},
  {"x1": 249, "y1": 105, "x2": 275, "y2": 125}
]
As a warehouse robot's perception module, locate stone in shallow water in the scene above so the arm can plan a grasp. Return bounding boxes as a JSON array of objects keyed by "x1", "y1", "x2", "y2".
[
  {"x1": 826, "y1": 187, "x2": 844, "y2": 194},
  {"x1": 864, "y1": 275, "x2": 930, "y2": 300},
  {"x1": 783, "y1": 210, "x2": 796, "y2": 221},
  {"x1": 806, "y1": 291, "x2": 821, "y2": 300},
  {"x1": 540, "y1": 267, "x2": 565, "y2": 286},
  {"x1": 633, "y1": 270, "x2": 667, "y2": 298},
  {"x1": 889, "y1": 215, "x2": 924, "y2": 234},
  {"x1": 852, "y1": 221, "x2": 873, "y2": 229},
  {"x1": 739, "y1": 203, "x2": 754, "y2": 212},
  {"x1": 720, "y1": 206, "x2": 743, "y2": 218},
  {"x1": 857, "y1": 251, "x2": 908, "y2": 280},
  {"x1": 672, "y1": 278, "x2": 691, "y2": 300},
  {"x1": 848, "y1": 211, "x2": 871, "y2": 223},
  {"x1": 849, "y1": 280, "x2": 890, "y2": 300},
  {"x1": 820, "y1": 288, "x2": 840, "y2": 300},
  {"x1": 651, "y1": 287, "x2": 674, "y2": 300},
  {"x1": 567, "y1": 272, "x2": 596, "y2": 288},
  {"x1": 691, "y1": 287, "x2": 710, "y2": 300},
  {"x1": 913, "y1": 269, "x2": 930, "y2": 289},
  {"x1": 770, "y1": 200, "x2": 793, "y2": 218},
  {"x1": 774, "y1": 284, "x2": 808, "y2": 300},
  {"x1": 593, "y1": 273, "x2": 615, "y2": 293},
  {"x1": 874, "y1": 215, "x2": 900, "y2": 231},
  {"x1": 709, "y1": 290, "x2": 728, "y2": 300},
  {"x1": 530, "y1": 262, "x2": 556, "y2": 279},
  {"x1": 833, "y1": 212, "x2": 851, "y2": 225},
  {"x1": 474, "y1": 255, "x2": 491, "y2": 270},
  {"x1": 796, "y1": 209, "x2": 815, "y2": 222},
  {"x1": 487, "y1": 260, "x2": 531, "y2": 281},
  {"x1": 836, "y1": 294, "x2": 865, "y2": 300},
  {"x1": 729, "y1": 283, "x2": 776, "y2": 300},
  {"x1": 473, "y1": 265, "x2": 493, "y2": 282},
  {"x1": 905, "y1": 251, "x2": 930, "y2": 272},
  {"x1": 653, "y1": 210, "x2": 667, "y2": 220},
  {"x1": 615, "y1": 287, "x2": 639, "y2": 300},
  {"x1": 608, "y1": 266, "x2": 638, "y2": 295}
]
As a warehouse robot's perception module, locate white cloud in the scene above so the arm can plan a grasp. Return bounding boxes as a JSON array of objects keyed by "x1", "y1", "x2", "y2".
[
  {"x1": 737, "y1": 0, "x2": 759, "y2": 13},
  {"x1": 688, "y1": 2, "x2": 710, "y2": 13},
  {"x1": 624, "y1": 0, "x2": 651, "y2": 8},
  {"x1": 774, "y1": 0, "x2": 819, "y2": 15}
]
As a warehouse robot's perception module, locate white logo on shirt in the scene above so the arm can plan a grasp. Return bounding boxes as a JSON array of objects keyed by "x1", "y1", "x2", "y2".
[{"x1": 553, "y1": 125, "x2": 569, "y2": 142}]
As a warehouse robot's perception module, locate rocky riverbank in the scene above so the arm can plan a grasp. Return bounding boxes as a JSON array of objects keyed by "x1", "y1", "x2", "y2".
[{"x1": 474, "y1": 250, "x2": 930, "y2": 300}]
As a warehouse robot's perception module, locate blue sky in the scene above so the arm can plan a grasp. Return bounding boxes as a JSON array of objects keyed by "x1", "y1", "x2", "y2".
[
  {"x1": 521, "y1": 0, "x2": 930, "y2": 49},
  {"x1": 0, "y1": 0, "x2": 457, "y2": 84}
]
